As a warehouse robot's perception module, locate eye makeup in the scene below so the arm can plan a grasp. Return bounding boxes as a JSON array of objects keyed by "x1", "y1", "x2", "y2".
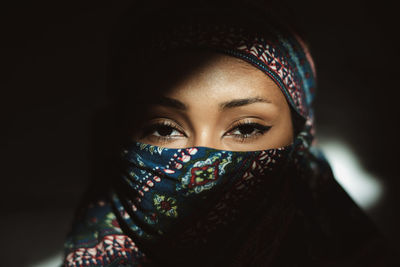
[
  {"x1": 224, "y1": 121, "x2": 272, "y2": 142},
  {"x1": 138, "y1": 118, "x2": 272, "y2": 145}
]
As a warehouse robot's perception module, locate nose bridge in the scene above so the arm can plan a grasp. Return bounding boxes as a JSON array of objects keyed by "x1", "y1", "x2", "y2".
[
  {"x1": 190, "y1": 124, "x2": 220, "y2": 148},
  {"x1": 186, "y1": 102, "x2": 220, "y2": 149},
  {"x1": 192, "y1": 127, "x2": 214, "y2": 148}
]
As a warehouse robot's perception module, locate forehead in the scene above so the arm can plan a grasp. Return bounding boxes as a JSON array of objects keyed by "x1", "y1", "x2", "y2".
[{"x1": 146, "y1": 50, "x2": 284, "y2": 102}]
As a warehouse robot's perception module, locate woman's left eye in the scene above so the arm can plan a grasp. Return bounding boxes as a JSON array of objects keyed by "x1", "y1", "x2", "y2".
[{"x1": 226, "y1": 122, "x2": 271, "y2": 140}]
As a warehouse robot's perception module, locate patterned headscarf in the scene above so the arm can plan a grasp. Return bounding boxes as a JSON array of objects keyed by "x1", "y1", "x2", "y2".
[{"x1": 63, "y1": 6, "x2": 384, "y2": 267}]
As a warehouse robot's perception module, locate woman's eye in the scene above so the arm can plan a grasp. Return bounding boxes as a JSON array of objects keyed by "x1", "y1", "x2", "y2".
[
  {"x1": 141, "y1": 122, "x2": 185, "y2": 140},
  {"x1": 226, "y1": 122, "x2": 271, "y2": 140},
  {"x1": 152, "y1": 125, "x2": 181, "y2": 137},
  {"x1": 233, "y1": 124, "x2": 258, "y2": 135}
]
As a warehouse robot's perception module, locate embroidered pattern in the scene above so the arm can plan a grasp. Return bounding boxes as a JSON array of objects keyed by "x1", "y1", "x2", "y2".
[
  {"x1": 178, "y1": 152, "x2": 232, "y2": 194},
  {"x1": 153, "y1": 194, "x2": 178, "y2": 218},
  {"x1": 65, "y1": 234, "x2": 140, "y2": 267}
]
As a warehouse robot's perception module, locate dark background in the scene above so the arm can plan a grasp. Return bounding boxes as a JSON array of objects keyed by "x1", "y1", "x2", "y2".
[{"x1": 1, "y1": 1, "x2": 399, "y2": 266}]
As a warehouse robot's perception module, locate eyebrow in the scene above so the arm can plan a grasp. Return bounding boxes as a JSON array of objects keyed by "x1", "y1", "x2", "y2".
[
  {"x1": 152, "y1": 96, "x2": 271, "y2": 110},
  {"x1": 219, "y1": 97, "x2": 271, "y2": 109},
  {"x1": 153, "y1": 96, "x2": 187, "y2": 110}
]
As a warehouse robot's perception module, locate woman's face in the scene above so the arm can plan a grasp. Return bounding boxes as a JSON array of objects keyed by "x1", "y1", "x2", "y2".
[{"x1": 133, "y1": 52, "x2": 293, "y2": 151}]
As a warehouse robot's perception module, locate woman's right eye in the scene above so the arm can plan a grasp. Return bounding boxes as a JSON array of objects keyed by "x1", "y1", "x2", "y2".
[
  {"x1": 152, "y1": 125, "x2": 181, "y2": 137},
  {"x1": 141, "y1": 121, "x2": 185, "y2": 140}
]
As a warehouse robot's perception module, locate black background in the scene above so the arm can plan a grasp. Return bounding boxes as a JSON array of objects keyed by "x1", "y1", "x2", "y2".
[{"x1": 1, "y1": 1, "x2": 399, "y2": 266}]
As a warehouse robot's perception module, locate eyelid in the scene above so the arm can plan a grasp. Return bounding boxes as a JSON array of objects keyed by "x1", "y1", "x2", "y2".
[
  {"x1": 141, "y1": 119, "x2": 186, "y2": 137},
  {"x1": 226, "y1": 120, "x2": 271, "y2": 133},
  {"x1": 146, "y1": 118, "x2": 181, "y2": 128},
  {"x1": 224, "y1": 121, "x2": 272, "y2": 142}
]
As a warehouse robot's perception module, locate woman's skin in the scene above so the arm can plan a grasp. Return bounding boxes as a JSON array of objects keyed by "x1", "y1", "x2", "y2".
[{"x1": 134, "y1": 52, "x2": 293, "y2": 151}]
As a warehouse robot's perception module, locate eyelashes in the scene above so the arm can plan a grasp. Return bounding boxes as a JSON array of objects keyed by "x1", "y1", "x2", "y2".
[
  {"x1": 139, "y1": 119, "x2": 271, "y2": 143},
  {"x1": 225, "y1": 121, "x2": 271, "y2": 142},
  {"x1": 140, "y1": 121, "x2": 185, "y2": 141}
]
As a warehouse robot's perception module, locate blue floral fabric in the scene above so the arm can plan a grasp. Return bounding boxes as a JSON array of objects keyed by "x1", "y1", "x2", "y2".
[{"x1": 64, "y1": 141, "x2": 293, "y2": 266}]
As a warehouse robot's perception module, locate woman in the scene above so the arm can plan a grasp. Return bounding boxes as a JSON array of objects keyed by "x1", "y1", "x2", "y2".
[{"x1": 62, "y1": 3, "x2": 394, "y2": 266}]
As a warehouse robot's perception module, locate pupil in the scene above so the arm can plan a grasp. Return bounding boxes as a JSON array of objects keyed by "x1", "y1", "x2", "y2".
[
  {"x1": 157, "y1": 125, "x2": 173, "y2": 136},
  {"x1": 239, "y1": 125, "x2": 254, "y2": 135}
]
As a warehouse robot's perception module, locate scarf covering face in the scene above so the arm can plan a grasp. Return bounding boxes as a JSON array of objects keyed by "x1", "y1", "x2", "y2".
[{"x1": 63, "y1": 11, "x2": 319, "y2": 267}]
